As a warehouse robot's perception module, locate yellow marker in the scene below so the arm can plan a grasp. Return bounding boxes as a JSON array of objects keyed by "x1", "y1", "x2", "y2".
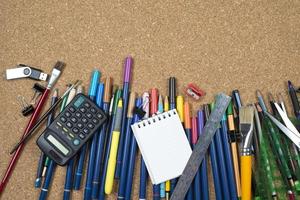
[
  {"x1": 105, "y1": 99, "x2": 123, "y2": 194},
  {"x1": 176, "y1": 96, "x2": 184, "y2": 123}
]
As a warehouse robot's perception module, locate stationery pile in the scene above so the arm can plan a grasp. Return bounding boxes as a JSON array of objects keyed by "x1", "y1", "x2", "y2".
[{"x1": 0, "y1": 56, "x2": 300, "y2": 200}]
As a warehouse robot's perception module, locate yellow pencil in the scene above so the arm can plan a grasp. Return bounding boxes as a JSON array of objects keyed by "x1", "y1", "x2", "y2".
[
  {"x1": 164, "y1": 96, "x2": 171, "y2": 200},
  {"x1": 105, "y1": 99, "x2": 123, "y2": 194}
]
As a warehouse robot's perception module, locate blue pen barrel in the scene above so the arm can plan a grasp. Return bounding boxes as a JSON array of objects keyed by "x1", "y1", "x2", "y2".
[
  {"x1": 91, "y1": 103, "x2": 109, "y2": 198},
  {"x1": 160, "y1": 182, "x2": 166, "y2": 198},
  {"x1": 74, "y1": 145, "x2": 87, "y2": 190},
  {"x1": 153, "y1": 184, "x2": 160, "y2": 200},
  {"x1": 117, "y1": 117, "x2": 133, "y2": 199},
  {"x1": 185, "y1": 128, "x2": 193, "y2": 200},
  {"x1": 210, "y1": 139, "x2": 223, "y2": 200},
  {"x1": 214, "y1": 128, "x2": 231, "y2": 200},
  {"x1": 115, "y1": 84, "x2": 130, "y2": 179},
  {"x1": 98, "y1": 115, "x2": 117, "y2": 200},
  {"x1": 197, "y1": 110, "x2": 209, "y2": 200},
  {"x1": 221, "y1": 117, "x2": 238, "y2": 199},
  {"x1": 84, "y1": 133, "x2": 99, "y2": 200},
  {"x1": 124, "y1": 98, "x2": 142, "y2": 200},
  {"x1": 139, "y1": 158, "x2": 148, "y2": 199},
  {"x1": 63, "y1": 159, "x2": 75, "y2": 200},
  {"x1": 39, "y1": 160, "x2": 56, "y2": 200}
]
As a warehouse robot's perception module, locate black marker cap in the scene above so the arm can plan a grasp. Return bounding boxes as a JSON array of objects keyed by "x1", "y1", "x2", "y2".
[{"x1": 169, "y1": 77, "x2": 176, "y2": 105}]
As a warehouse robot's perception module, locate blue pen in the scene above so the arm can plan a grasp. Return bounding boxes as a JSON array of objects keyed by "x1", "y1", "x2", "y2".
[
  {"x1": 98, "y1": 89, "x2": 122, "y2": 200},
  {"x1": 139, "y1": 92, "x2": 150, "y2": 200},
  {"x1": 74, "y1": 70, "x2": 100, "y2": 190},
  {"x1": 157, "y1": 95, "x2": 166, "y2": 199},
  {"x1": 63, "y1": 87, "x2": 81, "y2": 200},
  {"x1": 204, "y1": 105, "x2": 222, "y2": 200},
  {"x1": 197, "y1": 109, "x2": 209, "y2": 200},
  {"x1": 125, "y1": 97, "x2": 143, "y2": 200},
  {"x1": 115, "y1": 56, "x2": 133, "y2": 179},
  {"x1": 210, "y1": 103, "x2": 230, "y2": 200},
  {"x1": 84, "y1": 82, "x2": 104, "y2": 200},
  {"x1": 91, "y1": 78, "x2": 112, "y2": 199},
  {"x1": 221, "y1": 113, "x2": 238, "y2": 199},
  {"x1": 168, "y1": 77, "x2": 177, "y2": 194},
  {"x1": 117, "y1": 92, "x2": 137, "y2": 199}
]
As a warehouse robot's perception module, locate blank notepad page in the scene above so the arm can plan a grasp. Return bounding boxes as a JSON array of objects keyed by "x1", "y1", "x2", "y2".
[{"x1": 131, "y1": 109, "x2": 192, "y2": 184}]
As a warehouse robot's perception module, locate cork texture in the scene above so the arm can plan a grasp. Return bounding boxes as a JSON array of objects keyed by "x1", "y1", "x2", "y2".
[{"x1": 0, "y1": 0, "x2": 299, "y2": 199}]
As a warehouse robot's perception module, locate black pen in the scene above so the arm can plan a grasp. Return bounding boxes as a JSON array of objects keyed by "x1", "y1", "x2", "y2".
[{"x1": 288, "y1": 81, "x2": 300, "y2": 119}]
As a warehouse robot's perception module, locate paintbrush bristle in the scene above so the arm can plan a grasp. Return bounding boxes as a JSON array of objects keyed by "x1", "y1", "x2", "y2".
[
  {"x1": 239, "y1": 106, "x2": 254, "y2": 124},
  {"x1": 53, "y1": 61, "x2": 65, "y2": 71}
]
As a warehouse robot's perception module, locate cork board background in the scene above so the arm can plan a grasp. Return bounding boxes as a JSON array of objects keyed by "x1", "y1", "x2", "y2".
[{"x1": 0, "y1": 0, "x2": 299, "y2": 199}]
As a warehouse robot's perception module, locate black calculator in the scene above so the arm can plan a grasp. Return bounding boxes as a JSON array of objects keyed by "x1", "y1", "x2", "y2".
[{"x1": 37, "y1": 93, "x2": 107, "y2": 166}]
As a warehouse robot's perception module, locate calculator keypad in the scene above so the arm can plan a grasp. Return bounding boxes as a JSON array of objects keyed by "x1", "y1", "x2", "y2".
[{"x1": 49, "y1": 94, "x2": 106, "y2": 152}]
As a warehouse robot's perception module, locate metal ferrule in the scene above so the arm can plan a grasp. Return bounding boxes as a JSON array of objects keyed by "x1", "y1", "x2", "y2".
[{"x1": 47, "y1": 68, "x2": 61, "y2": 89}]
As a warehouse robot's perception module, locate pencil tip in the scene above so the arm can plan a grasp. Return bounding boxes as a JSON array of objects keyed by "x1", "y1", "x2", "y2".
[{"x1": 256, "y1": 90, "x2": 262, "y2": 97}]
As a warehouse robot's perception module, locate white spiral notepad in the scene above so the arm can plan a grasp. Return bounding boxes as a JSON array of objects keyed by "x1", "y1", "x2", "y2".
[{"x1": 131, "y1": 109, "x2": 192, "y2": 184}]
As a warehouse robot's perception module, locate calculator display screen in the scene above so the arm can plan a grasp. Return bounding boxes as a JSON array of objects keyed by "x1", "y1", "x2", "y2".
[
  {"x1": 47, "y1": 135, "x2": 69, "y2": 155},
  {"x1": 74, "y1": 96, "x2": 85, "y2": 108}
]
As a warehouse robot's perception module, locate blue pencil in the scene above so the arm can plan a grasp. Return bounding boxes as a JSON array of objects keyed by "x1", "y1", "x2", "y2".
[
  {"x1": 221, "y1": 113, "x2": 238, "y2": 199},
  {"x1": 115, "y1": 56, "x2": 133, "y2": 179},
  {"x1": 74, "y1": 70, "x2": 100, "y2": 190},
  {"x1": 210, "y1": 103, "x2": 230, "y2": 200},
  {"x1": 91, "y1": 78, "x2": 112, "y2": 199},
  {"x1": 117, "y1": 93, "x2": 137, "y2": 199},
  {"x1": 197, "y1": 109, "x2": 209, "y2": 200},
  {"x1": 139, "y1": 92, "x2": 150, "y2": 200},
  {"x1": 98, "y1": 89, "x2": 122, "y2": 200},
  {"x1": 204, "y1": 105, "x2": 222, "y2": 200},
  {"x1": 84, "y1": 82, "x2": 104, "y2": 200},
  {"x1": 124, "y1": 97, "x2": 143, "y2": 200}
]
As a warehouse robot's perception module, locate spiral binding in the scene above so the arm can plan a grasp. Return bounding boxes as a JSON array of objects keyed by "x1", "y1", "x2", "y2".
[{"x1": 136, "y1": 109, "x2": 177, "y2": 128}]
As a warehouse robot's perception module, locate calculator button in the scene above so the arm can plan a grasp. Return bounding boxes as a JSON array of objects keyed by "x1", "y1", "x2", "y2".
[
  {"x1": 96, "y1": 113, "x2": 102, "y2": 119},
  {"x1": 60, "y1": 117, "x2": 67, "y2": 123},
  {"x1": 75, "y1": 112, "x2": 82, "y2": 118},
  {"x1": 66, "y1": 122, "x2": 73, "y2": 128},
  {"x1": 92, "y1": 118, "x2": 99, "y2": 124},
  {"x1": 63, "y1": 127, "x2": 68, "y2": 133},
  {"x1": 72, "y1": 127, "x2": 79, "y2": 134},
  {"x1": 79, "y1": 133, "x2": 85, "y2": 139},
  {"x1": 80, "y1": 107, "x2": 87, "y2": 113},
  {"x1": 87, "y1": 123, "x2": 94, "y2": 129},
  {"x1": 56, "y1": 122, "x2": 62, "y2": 127},
  {"x1": 65, "y1": 111, "x2": 71, "y2": 117},
  {"x1": 83, "y1": 128, "x2": 90, "y2": 134},
  {"x1": 67, "y1": 135, "x2": 72, "y2": 141},
  {"x1": 81, "y1": 117, "x2": 88, "y2": 123},
  {"x1": 69, "y1": 106, "x2": 76, "y2": 113},
  {"x1": 73, "y1": 139, "x2": 80, "y2": 146},
  {"x1": 84, "y1": 102, "x2": 91, "y2": 108},
  {"x1": 90, "y1": 107, "x2": 96, "y2": 113},
  {"x1": 77, "y1": 123, "x2": 84, "y2": 129},
  {"x1": 69, "y1": 133, "x2": 74, "y2": 138},
  {"x1": 71, "y1": 117, "x2": 77, "y2": 123},
  {"x1": 86, "y1": 113, "x2": 92, "y2": 119}
]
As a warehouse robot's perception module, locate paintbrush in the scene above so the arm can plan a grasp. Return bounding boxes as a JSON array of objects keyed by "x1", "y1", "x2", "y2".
[{"x1": 239, "y1": 105, "x2": 254, "y2": 200}]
